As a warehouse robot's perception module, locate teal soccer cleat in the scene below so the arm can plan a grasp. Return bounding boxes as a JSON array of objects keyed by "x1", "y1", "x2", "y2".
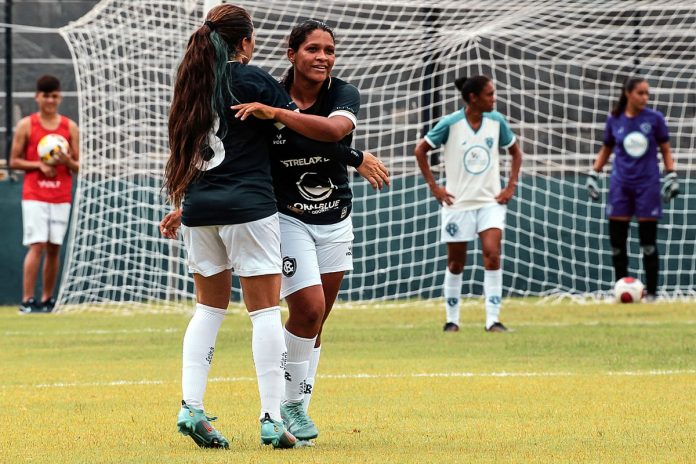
[
  {"x1": 260, "y1": 413, "x2": 296, "y2": 448},
  {"x1": 281, "y1": 400, "x2": 319, "y2": 440},
  {"x1": 176, "y1": 401, "x2": 230, "y2": 449}
]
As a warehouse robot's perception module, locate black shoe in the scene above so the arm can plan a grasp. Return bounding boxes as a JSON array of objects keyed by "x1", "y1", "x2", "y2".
[
  {"x1": 19, "y1": 298, "x2": 39, "y2": 314},
  {"x1": 485, "y1": 322, "x2": 508, "y2": 333},
  {"x1": 40, "y1": 298, "x2": 56, "y2": 313},
  {"x1": 443, "y1": 322, "x2": 459, "y2": 332}
]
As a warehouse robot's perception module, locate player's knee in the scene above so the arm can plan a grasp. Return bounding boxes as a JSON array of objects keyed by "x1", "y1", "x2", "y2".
[
  {"x1": 447, "y1": 261, "x2": 465, "y2": 274},
  {"x1": 29, "y1": 243, "x2": 47, "y2": 254},
  {"x1": 482, "y1": 250, "x2": 500, "y2": 269},
  {"x1": 45, "y1": 244, "x2": 61, "y2": 257}
]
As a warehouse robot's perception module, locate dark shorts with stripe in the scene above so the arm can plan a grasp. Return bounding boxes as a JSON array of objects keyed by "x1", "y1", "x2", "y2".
[{"x1": 606, "y1": 177, "x2": 662, "y2": 219}]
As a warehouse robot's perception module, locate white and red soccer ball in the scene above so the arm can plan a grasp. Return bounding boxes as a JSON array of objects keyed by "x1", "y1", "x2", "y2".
[
  {"x1": 614, "y1": 277, "x2": 645, "y2": 303},
  {"x1": 38, "y1": 133, "x2": 69, "y2": 166}
]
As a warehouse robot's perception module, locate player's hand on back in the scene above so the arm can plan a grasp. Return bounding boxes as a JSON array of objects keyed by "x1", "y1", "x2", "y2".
[
  {"x1": 430, "y1": 184, "x2": 455, "y2": 206},
  {"x1": 585, "y1": 170, "x2": 600, "y2": 201},
  {"x1": 231, "y1": 102, "x2": 277, "y2": 121},
  {"x1": 662, "y1": 171, "x2": 679, "y2": 202},
  {"x1": 160, "y1": 209, "x2": 182, "y2": 239},
  {"x1": 357, "y1": 152, "x2": 390, "y2": 190}
]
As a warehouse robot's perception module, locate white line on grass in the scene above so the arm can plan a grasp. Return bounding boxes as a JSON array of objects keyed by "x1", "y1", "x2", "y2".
[{"x1": 19, "y1": 369, "x2": 695, "y2": 389}]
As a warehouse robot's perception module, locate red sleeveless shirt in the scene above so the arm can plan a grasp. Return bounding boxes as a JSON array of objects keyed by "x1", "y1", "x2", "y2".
[{"x1": 22, "y1": 113, "x2": 74, "y2": 203}]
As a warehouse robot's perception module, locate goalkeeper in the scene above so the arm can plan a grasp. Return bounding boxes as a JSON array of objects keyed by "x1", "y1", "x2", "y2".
[
  {"x1": 413, "y1": 76, "x2": 522, "y2": 333},
  {"x1": 586, "y1": 77, "x2": 678, "y2": 301}
]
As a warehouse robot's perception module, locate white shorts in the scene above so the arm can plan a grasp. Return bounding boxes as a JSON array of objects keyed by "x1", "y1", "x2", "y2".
[
  {"x1": 22, "y1": 200, "x2": 71, "y2": 246},
  {"x1": 440, "y1": 203, "x2": 506, "y2": 243},
  {"x1": 182, "y1": 213, "x2": 281, "y2": 278},
  {"x1": 279, "y1": 213, "x2": 354, "y2": 299}
]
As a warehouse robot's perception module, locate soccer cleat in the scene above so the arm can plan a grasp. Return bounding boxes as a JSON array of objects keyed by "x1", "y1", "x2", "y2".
[
  {"x1": 443, "y1": 322, "x2": 459, "y2": 332},
  {"x1": 18, "y1": 298, "x2": 41, "y2": 314},
  {"x1": 176, "y1": 401, "x2": 229, "y2": 449},
  {"x1": 260, "y1": 412, "x2": 296, "y2": 448},
  {"x1": 644, "y1": 294, "x2": 658, "y2": 303},
  {"x1": 40, "y1": 298, "x2": 56, "y2": 313},
  {"x1": 281, "y1": 400, "x2": 318, "y2": 440},
  {"x1": 485, "y1": 322, "x2": 509, "y2": 333}
]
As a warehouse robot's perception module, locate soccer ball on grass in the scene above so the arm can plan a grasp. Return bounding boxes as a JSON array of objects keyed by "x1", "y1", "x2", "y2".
[
  {"x1": 614, "y1": 277, "x2": 644, "y2": 303},
  {"x1": 38, "y1": 133, "x2": 69, "y2": 165}
]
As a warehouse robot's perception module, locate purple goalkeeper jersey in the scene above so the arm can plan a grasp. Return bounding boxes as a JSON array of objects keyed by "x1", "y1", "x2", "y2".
[{"x1": 603, "y1": 107, "x2": 669, "y2": 186}]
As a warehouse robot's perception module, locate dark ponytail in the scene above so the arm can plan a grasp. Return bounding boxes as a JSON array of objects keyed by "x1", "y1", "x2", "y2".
[
  {"x1": 281, "y1": 19, "x2": 335, "y2": 88},
  {"x1": 454, "y1": 75, "x2": 491, "y2": 103},
  {"x1": 165, "y1": 4, "x2": 253, "y2": 207},
  {"x1": 611, "y1": 77, "x2": 647, "y2": 117}
]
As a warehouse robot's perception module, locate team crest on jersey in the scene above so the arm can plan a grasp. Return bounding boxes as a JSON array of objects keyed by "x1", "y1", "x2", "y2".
[
  {"x1": 445, "y1": 223, "x2": 458, "y2": 237},
  {"x1": 463, "y1": 145, "x2": 491, "y2": 175},
  {"x1": 297, "y1": 172, "x2": 336, "y2": 201},
  {"x1": 485, "y1": 137, "x2": 494, "y2": 149},
  {"x1": 640, "y1": 122, "x2": 652, "y2": 134},
  {"x1": 282, "y1": 257, "x2": 297, "y2": 277}
]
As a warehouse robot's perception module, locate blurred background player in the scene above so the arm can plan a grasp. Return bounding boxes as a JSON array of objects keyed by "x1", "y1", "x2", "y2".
[
  {"x1": 413, "y1": 75, "x2": 522, "y2": 332},
  {"x1": 586, "y1": 77, "x2": 678, "y2": 301},
  {"x1": 9, "y1": 75, "x2": 79, "y2": 314}
]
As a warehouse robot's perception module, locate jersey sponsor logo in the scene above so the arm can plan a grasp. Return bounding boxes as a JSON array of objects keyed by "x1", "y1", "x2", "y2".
[
  {"x1": 623, "y1": 131, "x2": 648, "y2": 158},
  {"x1": 37, "y1": 180, "x2": 62, "y2": 189},
  {"x1": 445, "y1": 222, "x2": 459, "y2": 237},
  {"x1": 282, "y1": 257, "x2": 297, "y2": 277},
  {"x1": 297, "y1": 172, "x2": 336, "y2": 201},
  {"x1": 463, "y1": 145, "x2": 491, "y2": 175},
  {"x1": 346, "y1": 246, "x2": 352, "y2": 257},
  {"x1": 292, "y1": 200, "x2": 341, "y2": 214},
  {"x1": 280, "y1": 156, "x2": 329, "y2": 167},
  {"x1": 447, "y1": 297, "x2": 458, "y2": 307},
  {"x1": 273, "y1": 133, "x2": 286, "y2": 145}
]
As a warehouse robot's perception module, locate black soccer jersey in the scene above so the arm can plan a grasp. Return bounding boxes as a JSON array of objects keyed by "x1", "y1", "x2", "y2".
[
  {"x1": 271, "y1": 76, "x2": 361, "y2": 225},
  {"x1": 182, "y1": 63, "x2": 296, "y2": 227}
]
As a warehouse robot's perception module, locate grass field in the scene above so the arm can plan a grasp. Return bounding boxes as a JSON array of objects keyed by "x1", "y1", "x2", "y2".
[{"x1": 1, "y1": 299, "x2": 694, "y2": 463}]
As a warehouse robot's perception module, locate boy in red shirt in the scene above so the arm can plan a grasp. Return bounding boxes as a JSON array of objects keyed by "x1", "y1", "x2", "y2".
[{"x1": 9, "y1": 75, "x2": 79, "y2": 313}]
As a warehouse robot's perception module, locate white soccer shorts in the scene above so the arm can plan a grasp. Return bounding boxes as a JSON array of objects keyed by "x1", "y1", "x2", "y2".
[
  {"x1": 279, "y1": 213, "x2": 354, "y2": 299},
  {"x1": 182, "y1": 213, "x2": 281, "y2": 277},
  {"x1": 440, "y1": 203, "x2": 506, "y2": 243},
  {"x1": 21, "y1": 200, "x2": 71, "y2": 246}
]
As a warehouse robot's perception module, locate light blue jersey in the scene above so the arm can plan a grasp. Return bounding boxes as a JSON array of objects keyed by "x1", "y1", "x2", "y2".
[{"x1": 425, "y1": 110, "x2": 516, "y2": 211}]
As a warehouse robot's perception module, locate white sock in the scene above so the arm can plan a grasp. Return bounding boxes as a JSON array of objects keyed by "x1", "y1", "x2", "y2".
[
  {"x1": 484, "y1": 269, "x2": 503, "y2": 329},
  {"x1": 182, "y1": 303, "x2": 226, "y2": 411},
  {"x1": 283, "y1": 328, "x2": 316, "y2": 403},
  {"x1": 249, "y1": 306, "x2": 286, "y2": 422},
  {"x1": 303, "y1": 346, "x2": 321, "y2": 413},
  {"x1": 444, "y1": 269, "x2": 463, "y2": 325}
]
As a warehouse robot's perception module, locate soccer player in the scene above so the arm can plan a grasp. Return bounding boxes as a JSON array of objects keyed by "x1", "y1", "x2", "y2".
[
  {"x1": 164, "y1": 5, "x2": 376, "y2": 450},
  {"x1": 413, "y1": 76, "x2": 522, "y2": 332},
  {"x1": 586, "y1": 77, "x2": 678, "y2": 300},
  {"x1": 9, "y1": 75, "x2": 79, "y2": 314}
]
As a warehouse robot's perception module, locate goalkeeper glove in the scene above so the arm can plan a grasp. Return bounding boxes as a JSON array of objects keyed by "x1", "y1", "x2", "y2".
[
  {"x1": 585, "y1": 170, "x2": 600, "y2": 201},
  {"x1": 661, "y1": 171, "x2": 679, "y2": 202}
]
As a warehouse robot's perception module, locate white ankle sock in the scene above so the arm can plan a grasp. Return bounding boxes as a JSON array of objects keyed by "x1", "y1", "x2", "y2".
[
  {"x1": 283, "y1": 328, "x2": 316, "y2": 403},
  {"x1": 182, "y1": 303, "x2": 226, "y2": 411},
  {"x1": 249, "y1": 306, "x2": 286, "y2": 422},
  {"x1": 484, "y1": 269, "x2": 503, "y2": 329},
  {"x1": 303, "y1": 346, "x2": 321, "y2": 413},
  {"x1": 444, "y1": 269, "x2": 463, "y2": 325}
]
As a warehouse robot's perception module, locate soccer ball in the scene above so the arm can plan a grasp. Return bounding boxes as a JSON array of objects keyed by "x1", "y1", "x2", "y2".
[
  {"x1": 38, "y1": 133, "x2": 69, "y2": 165},
  {"x1": 614, "y1": 277, "x2": 644, "y2": 303}
]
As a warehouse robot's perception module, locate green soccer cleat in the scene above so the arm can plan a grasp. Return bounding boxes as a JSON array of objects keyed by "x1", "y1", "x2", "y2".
[
  {"x1": 176, "y1": 401, "x2": 230, "y2": 449},
  {"x1": 281, "y1": 400, "x2": 319, "y2": 440},
  {"x1": 260, "y1": 413, "x2": 296, "y2": 449}
]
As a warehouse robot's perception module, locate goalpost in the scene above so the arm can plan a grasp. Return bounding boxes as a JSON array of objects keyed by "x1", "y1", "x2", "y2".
[{"x1": 57, "y1": 0, "x2": 696, "y2": 309}]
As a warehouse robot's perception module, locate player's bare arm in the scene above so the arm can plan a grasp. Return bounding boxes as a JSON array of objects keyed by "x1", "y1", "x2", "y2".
[
  {"x1": 9, "y1": 117, "x2": 56, "y2": 178},
  {"x1": 232, "y1": 102, "x2": 352, "y2": 142},
  {"x1": 414, "y1": 138, "x2": 454, "y2": 206},
  {"x1": 496, "y1": 141, "x2": 522, "y2": 205}
]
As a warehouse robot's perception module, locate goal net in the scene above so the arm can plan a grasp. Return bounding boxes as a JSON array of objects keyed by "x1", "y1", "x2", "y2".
[{"x1": 57, "y1": 0, "x2": 696, "y2": 309}]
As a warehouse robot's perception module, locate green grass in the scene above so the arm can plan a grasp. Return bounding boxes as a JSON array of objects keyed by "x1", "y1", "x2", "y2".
[{"x1": 1, "y1": 299, "x2": 694, "y2": 463}]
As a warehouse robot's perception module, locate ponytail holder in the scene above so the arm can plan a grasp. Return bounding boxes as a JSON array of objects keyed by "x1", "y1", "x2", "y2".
[{"x1": 204, "y1": 20, "x2": 216, "y2": 31}]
